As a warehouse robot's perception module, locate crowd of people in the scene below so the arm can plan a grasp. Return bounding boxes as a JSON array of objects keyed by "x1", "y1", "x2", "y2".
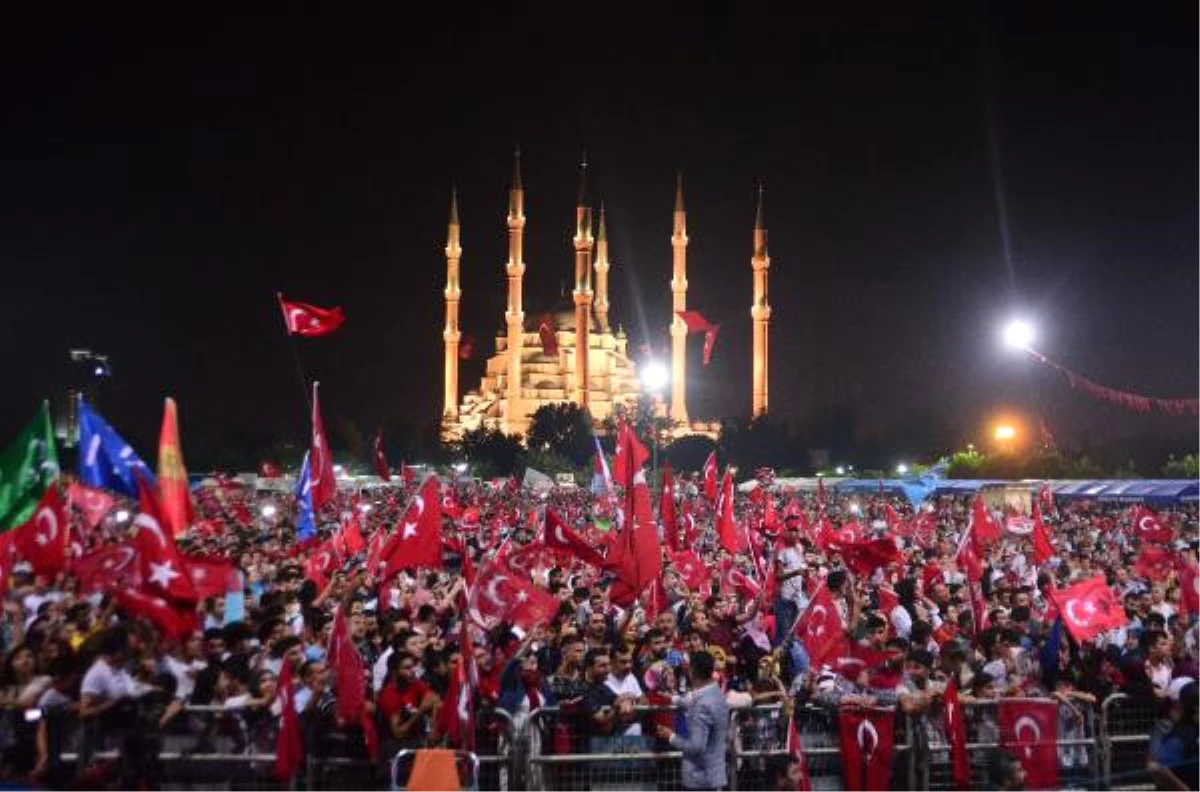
[{"x1": 0, "y1": 462, "x2": 1196, "y2": 790}]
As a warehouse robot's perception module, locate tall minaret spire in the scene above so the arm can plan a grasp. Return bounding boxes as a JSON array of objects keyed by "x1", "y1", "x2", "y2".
[
  {"x1": 669, "y1": 172, "x2": 689, "y2": 424},
  {"x1": 593, "y1": 201, "x2": 611, "y2": 333},
  {"x1": 750, "y1": 181, "x2": 771, "y2": 416},
  {"x1": 504, "y1": 147, "x2": 527, "y2": 434},
  {"x1": 572, "y1": 152, "x2": 594, "y2": 408},
  {"x1": 442, "y1": 186, "x2": 462, "y2": 421}
]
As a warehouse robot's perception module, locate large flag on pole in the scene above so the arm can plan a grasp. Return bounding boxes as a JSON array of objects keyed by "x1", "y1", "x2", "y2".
[
  {"x1": 77, "y1": 399, "x2": 154, "y2": 499},
  {"x1": 0, "y1": 402, "x2": 59, "y2": 531},
  {"x1": 278, "y1": 294, "x2": 345, "y2": 336},
  {"x1": 157, "y1": 398, "x2": 194, "y2": 538}
]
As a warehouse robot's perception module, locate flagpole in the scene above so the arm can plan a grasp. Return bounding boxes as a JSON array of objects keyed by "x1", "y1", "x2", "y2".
[{"x1": 277, "y1": 293, "x2": 313, "y2": 413}]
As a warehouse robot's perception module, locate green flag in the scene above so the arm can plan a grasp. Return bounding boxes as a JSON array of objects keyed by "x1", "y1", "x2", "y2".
[{"x1": 0, "y1": 402, "x2": 59, "y2": 530}]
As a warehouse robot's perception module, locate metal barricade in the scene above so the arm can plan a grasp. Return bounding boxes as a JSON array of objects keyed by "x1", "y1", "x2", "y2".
[
  {"x1": 475, "y1": 707, "x2": 516, "y2": 791},
  {"x1": 729, "y1": 702, "x2": 915, "y2": 791},
  {"x1": 390, "y1": 748, "x2": 479, "y2": 791},
  {"x1": 1101, "y1": 693, "x2": 1166, "y2": 790},
  {"x1": 525, "y1": 704, "x2": 685, "y2": 791},
  {"x1": 923, "y1": 697, "x2": 1100, "y2": 791}
]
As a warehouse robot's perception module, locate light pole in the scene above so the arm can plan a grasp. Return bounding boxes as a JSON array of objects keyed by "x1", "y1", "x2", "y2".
[{"x1": 639, "y1": 360, "x2": 670, "y2": 484}]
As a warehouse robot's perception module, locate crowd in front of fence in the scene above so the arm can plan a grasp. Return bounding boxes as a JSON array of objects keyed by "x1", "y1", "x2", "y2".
[{"x1": 0, "y1": 442, "x2": 1195, "y2": 789}]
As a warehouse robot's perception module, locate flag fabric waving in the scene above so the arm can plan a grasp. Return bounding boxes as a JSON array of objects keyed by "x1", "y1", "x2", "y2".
[
  {"x1": 372, "y1": 430, "x2": 391, "y2": 481},
  {"x1": 1030, "y1": 501, "x2": 1056, "y2": 564},
  {"x1": 78, "y1": 399, "x2": 154, "y2": 499},
  {"x1": 133, "y1": 478, "x2": 197, "y2": 604},
  {"x1": 702, "y1": 324, "x2": 720, "y2": 366},
  {"x1": 676, "y1": 310, "x2": 713, "y2": 334},
  {"x1": 377, "y1": 476, "x2": 443, "y2": 580},
  {"x1": 12, "y1": 486, "x2": 68, "y2": 577},
  {"x1": 999, "y1": 699, "x2": 1059, "y2": 790},
  {"x1": 702, "y1": 452, "x2": 718, "y2": 504},
  {"x1": 611, "y1": 421, "x2": 649, "y2": 492},
  {"x1": 543, "y1": 510, "x2": 606, "y2": 568},
  {"x1": 795, "y1": 583, "x2": 848, "y2": 668},
  {"x1": 716, "y1": 470, "x2": 739, "y2": 554},
  {"x1": 310, "y1": 383, "x2": 337, "y2": 512},
  {"x1": 468, "y1": 557, "x2": 559, "y2": 630},
  {"x1": 786, "y1": 707, "x2": 812, "y2": 791},
  {"x1": 944, "y1": 678, "x2": 970, "y2": 788},
  {"x1": 0, "y1": 402, "x2": 59, "y2": 531},
  {"x1": 1131, "y1": 506, "x2": 1173, "y2": 544},
  {"x1": 295, "y1": 453, "x2": 316, "y2": 542},
  {"x1": 72, "y1": 542, "x2": 141, "y2": 594},
  {"x1": 970, "y1": 495, "x2": 1003, "y2": 545},
  {"x1": 1177, "y1": 559, "x2": 1199, "y2": 621},
  {"x1": 274, "y1": 659, "x2": 305, "y2": 780},
  {"x1": 838, "y1": 706, "x2": 894, "y2": 791},
  {"x1": 538, "y1": 314, "x2": 559, "y2": 357},
  {"x1": 278, "y1": 295, "x2": 345, "y2": 337},
  {"x1": 66, "y1": 483, "x2": 115, "y2": 531},
  {"x1": 114, "y1": 588, "x2": 196, "y2": 640},
  {"x1": 1051, "y1": 575, "x2": 1127, "y2": 643},
  {"x1": 660, "y1": 463, "x2": 679, "y2": 551},
  {"x1": 157, "y1": 398, "x2": 194, "y2": 538}
]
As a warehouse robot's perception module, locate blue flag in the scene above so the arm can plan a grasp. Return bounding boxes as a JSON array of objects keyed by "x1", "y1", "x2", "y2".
[
  {"x1": 77, "y1": 400, "x2": 156, "y2": 498},
  {"x1": 295, "y1": 452, "x2": 315, "y2": 541},
  {"x1": 1039, "y1": 617, "x2": 1063, "y2": 689}
]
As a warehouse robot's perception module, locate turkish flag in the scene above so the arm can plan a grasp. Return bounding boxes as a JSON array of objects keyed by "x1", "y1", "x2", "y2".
[
  {"x1": 378, "y1": 476, "x2": 443, "y2": 579},
  {"x1": 971, "y1": 495, "x2": 1003, "y2": 545},
  {"x1": 310, "y1": 383, "x2": 337, "y2": 512},
  {"x1": 180, "y1": 554, "x2": 239, "y2": 600},
  {"x1": 468, "y1": 558, "x2": 559, "y2": 630},
  {"x1": 999, "y1": 699, "x2": 1059, "y2": 790},
  {"x1": 274, "y1": 659, "x2": 305, "y2": 781},
  {"x1": 910, "y1": 509, "x2": 937, "y2": 549},
  {"x1": 502, "y1": 541, "x2": 549, "y2": 579},
  {"x1": 838, "y1": 706, "x2": 894, "y2": 791},
  {"x1": 675, "y1": 310, "x2": 713, "y2": 333},
  {"x1": 328, "y1": 607, "x2": 367, "y2": 727},
  {"x1": 544, "y1": 510, "x2": 606, "y2": 568},
  {"x1": 833, "y1": 643, "x2": 898, "y2": 683},
  {"x1": 73, "y1": 542, "x2": 142, "y2": 594},
  {"x1": 955, "y1": 523, "x2": 984, "y2": 580},
  {"x1": 12, "y1": 487, "x2": 68, "y2": 577},
  {"x1": 702, "y1": 324, "x2": 720, "y2": 366},
  {"x1": 364, "y1": 526, "x2": 387, "y2": 576},
  {"x1": 1051, "y1": 575, "x2": 1128, "y2": 643},
  {"x1": 608, "y1": 477, "x2": 662, "y2": 605},
  {"x1": 339, "y1": 513, "x2": 366, "y2": 555},
  {"x1": 716, "y1": 470, "x2": 740, "y2": 554},
  {"x1": 611, "y1": 421, "x2": 649, "y2": 492},
  {"x1": 66, "y1": 483, "x2": 115, "y2": 531},
  {"x1": 836, "y1": 537, "x2": 902, "y2": 578},
  {"x1": 702, "y1": 452, "x2": 718, "y2": 504},
  {"x1": 133, "y1": 478, "x2": 198, "y2": 604},
  {"x1": 278, "y1": 295, "x2": 345, "y2": 337},
  {"x1": 786, "y1": 709, "x2": 812, "y2": 791},
  {"x1": 660, "y1": 464, "x2": 678, "y2": 550},
  {"x1": 538, "y1": 314, "x2": 559, "y2": 356},
  {"x1": 1134, "y1": 545, "x2": 1174, "y2": 582},
  {"x1": 459, "y1": 335, "x2": 474, "y2": 361},
  {"x1": 795, "y1": 584, "x2": 848, "y2": 667},
  {"x1": 156, "y1": 398, "x2": 194, "y2": 538},
  {"x1": 303, "y1": 538, "x2": 343, "y2": 589},
  {"x1": 944, "y1": 678, "x2": 970, "y2": 788},
  {"x1": 1131, "y1": 506, "x2": 1173, "y2": 544},
  {"x1": 1031, "y1": 502, "x2": 1056, "y2": 564},
  {"x1": 114, "y1": 588, "x2": 197, "y2": 640},
  {"x1": 1176, "y1": 559, "x2": 1199, "y2": 620},
  {"x1": 668, "y1": 549, "x2": 708, "y2": 591},
  {"x1": 372, "y1": 430, "x2": 390, "y2": 481}
]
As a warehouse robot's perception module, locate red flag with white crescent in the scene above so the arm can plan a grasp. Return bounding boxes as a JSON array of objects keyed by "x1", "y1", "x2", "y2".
[
  {"x1": 702, "y1": 324, "x2": 720, "y2": 366},
  {"x1": 1051, "y1": 575, "x2": 1128, "y2": 643},
  {"x1": 310, "y1": 383, "x2": 337, "y2": 512},
  {"x1": 372, "y1": 430, "x2": 391, "y2": 481},
  {"x1": 133, "y1": 477, "x2": 198, "y2": 604},
  {"x1": 274, "y1": 658, "x2": 305, "y2": 781},
  {"x1": 543, "y1": 510, "x2": 606, "y2": 568},
  {"x1": 794, "y1": 583, "x2": 848, "y2": 668},
  {"x1": 468, "y1": 557, "x2": 559, "y2": 631},
  {"x1": 660, "y1": 463, "x2": 679, "y2": 551},
  {"x1": 1178, "y1": 559, "x2": 1199, "y2": 620},
  {"x1": 278, "y1": 295, "x2": 345, "y2": 337},
  {"x1": 837, "y1": 706, "x2": 894, "y2": 791},
  {"x1": 72, "y1": 541, "x2": 142, "y2": 594},
  {"x1": 786, "y1": 708, "x2": 812, "y2": 791},
  {"x1": 1031, "y1": 501, "x2": 1056, "y2": 564},
  {"x1": 944, "y1": 677, "x2": 970, "y2": 788},
  {"x1": 12, "y1": 486, "x2": 68, "y2": 577},
  {"x1": 377, "y1": 475, "x2": 443, "y2": 579},
  {"x1": 716, "y1": 470, "x2": 739, "y2": 554},
  {"x1": 702, "y1": 452, "x2": 718, "y2": 504},
  {"x1": 999, "y1": 699, "x2": 1059, "y2": 790},
  {"x1": 66, "y1": 483, "x2": 115, "y2": 532},
  {"x1": 1131, "y1": 506, "x2": 1173, "y2": 544}
]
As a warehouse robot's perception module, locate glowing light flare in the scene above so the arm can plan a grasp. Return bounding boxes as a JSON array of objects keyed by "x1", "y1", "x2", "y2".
[
  {"x1": 639, "y1": 360, "x2": 670, "y2": 393},
  {"x1": 994, "y1": 425, "x2": 1017, "y2": 441},
  {"x1": 1002, "y1": 319, "x2": 1035, "y2": 351}
]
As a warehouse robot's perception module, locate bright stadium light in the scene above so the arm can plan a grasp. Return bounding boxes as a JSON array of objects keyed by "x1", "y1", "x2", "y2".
[
  {"x1": 640, "y1": 360, "x2": 670, "y2": 393},
  {"x1": 1002, "y1": 319, "x2": 1035, "y2": 351}
]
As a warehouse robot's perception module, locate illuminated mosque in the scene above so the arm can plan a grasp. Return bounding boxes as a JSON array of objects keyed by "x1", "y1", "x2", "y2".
[{"x1": 440, "y1": 151, "x2": 770, "y2": 440}]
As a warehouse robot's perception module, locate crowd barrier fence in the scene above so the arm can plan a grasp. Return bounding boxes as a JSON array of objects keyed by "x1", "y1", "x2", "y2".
[{"x1": 24, "y1": 691, "x2": 1167, "y2": 790}]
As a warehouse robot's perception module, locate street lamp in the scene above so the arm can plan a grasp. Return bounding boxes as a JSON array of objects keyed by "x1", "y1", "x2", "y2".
[
  {"x1": 1002, "y1": 319, "x2": 1035, "y2": 351},
  {"x1": 896, "y1": 463, "x2": 909, "y2": 476},
  {"x1": 639, "y1": 360, "x2": 670, "y2": 482}
]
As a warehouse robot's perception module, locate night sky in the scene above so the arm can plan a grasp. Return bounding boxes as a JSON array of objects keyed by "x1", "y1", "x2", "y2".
[{"x1": 2, "y1": 5, "x2": 1196, "y2": 465}]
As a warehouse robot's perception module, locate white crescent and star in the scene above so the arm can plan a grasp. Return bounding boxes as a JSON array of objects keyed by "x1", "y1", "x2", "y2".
[
  {"x1": 1065, "y1": 598, "x2": 1096, "y2": 628},
  {"x1": 808, "y1": 606, "x2": 829, "y2": 638},
  {"x1": 34, "y1": 506, "x2": 59, "y2": 547},
  {"x1": 134, "y1": 514, "x2": 170, "y2": 549},
  {"x1": 856, "y1": 720, "x2": 879, "y2": 755},
  {"x1": 1013, "y1": 715, "x2": 1042, "y2": 759},
  {"x1": 148, "y1": 559, "x2": 181, "y2": 588},
  {"x1": 484, "y1": 576, "x2": 508, "y2": 608}
]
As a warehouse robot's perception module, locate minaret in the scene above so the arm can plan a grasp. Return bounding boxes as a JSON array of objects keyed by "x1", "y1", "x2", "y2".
[
  {"x1": 442, "y1": 187, "x2": 462, "y2": 420},
  {"x1": 504, "y1": 148, "x2": 527, "y2": 434},
  {"x1": 751, "y1": 182, "x2": 771, "y2": 417},
  {"x1": 572, "y1": 155, "x2": 594, "y2": 408},
  {"x1": 593, "y1": 202, "x2": 611, "y2": 333},
  {"x1": 669, "y1": 173, "x2": 689, "y2": 424}
]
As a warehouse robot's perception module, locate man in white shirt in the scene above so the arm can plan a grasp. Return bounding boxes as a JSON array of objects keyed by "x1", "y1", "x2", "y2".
[
  {"x1": 773, "y1": 524, "x2": 808, "y2": 647},
  {"x1": 605, "y1": 647, "x2": 645, "y2": 737},
  {"x1": 80, "y1": 627, "x2": 135, "y2": 720}
]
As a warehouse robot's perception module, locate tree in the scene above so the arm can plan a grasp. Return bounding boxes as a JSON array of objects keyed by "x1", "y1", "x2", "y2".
[
  {"x1": 450, "y1": 427, "x2": 524, "y2": 479},
  {"x1": 1163, "y1": 454, "x2": 1199, "y2": 479},
  {"x1": 526, "y1": 404, "x2": 595, "y2": 467}
]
